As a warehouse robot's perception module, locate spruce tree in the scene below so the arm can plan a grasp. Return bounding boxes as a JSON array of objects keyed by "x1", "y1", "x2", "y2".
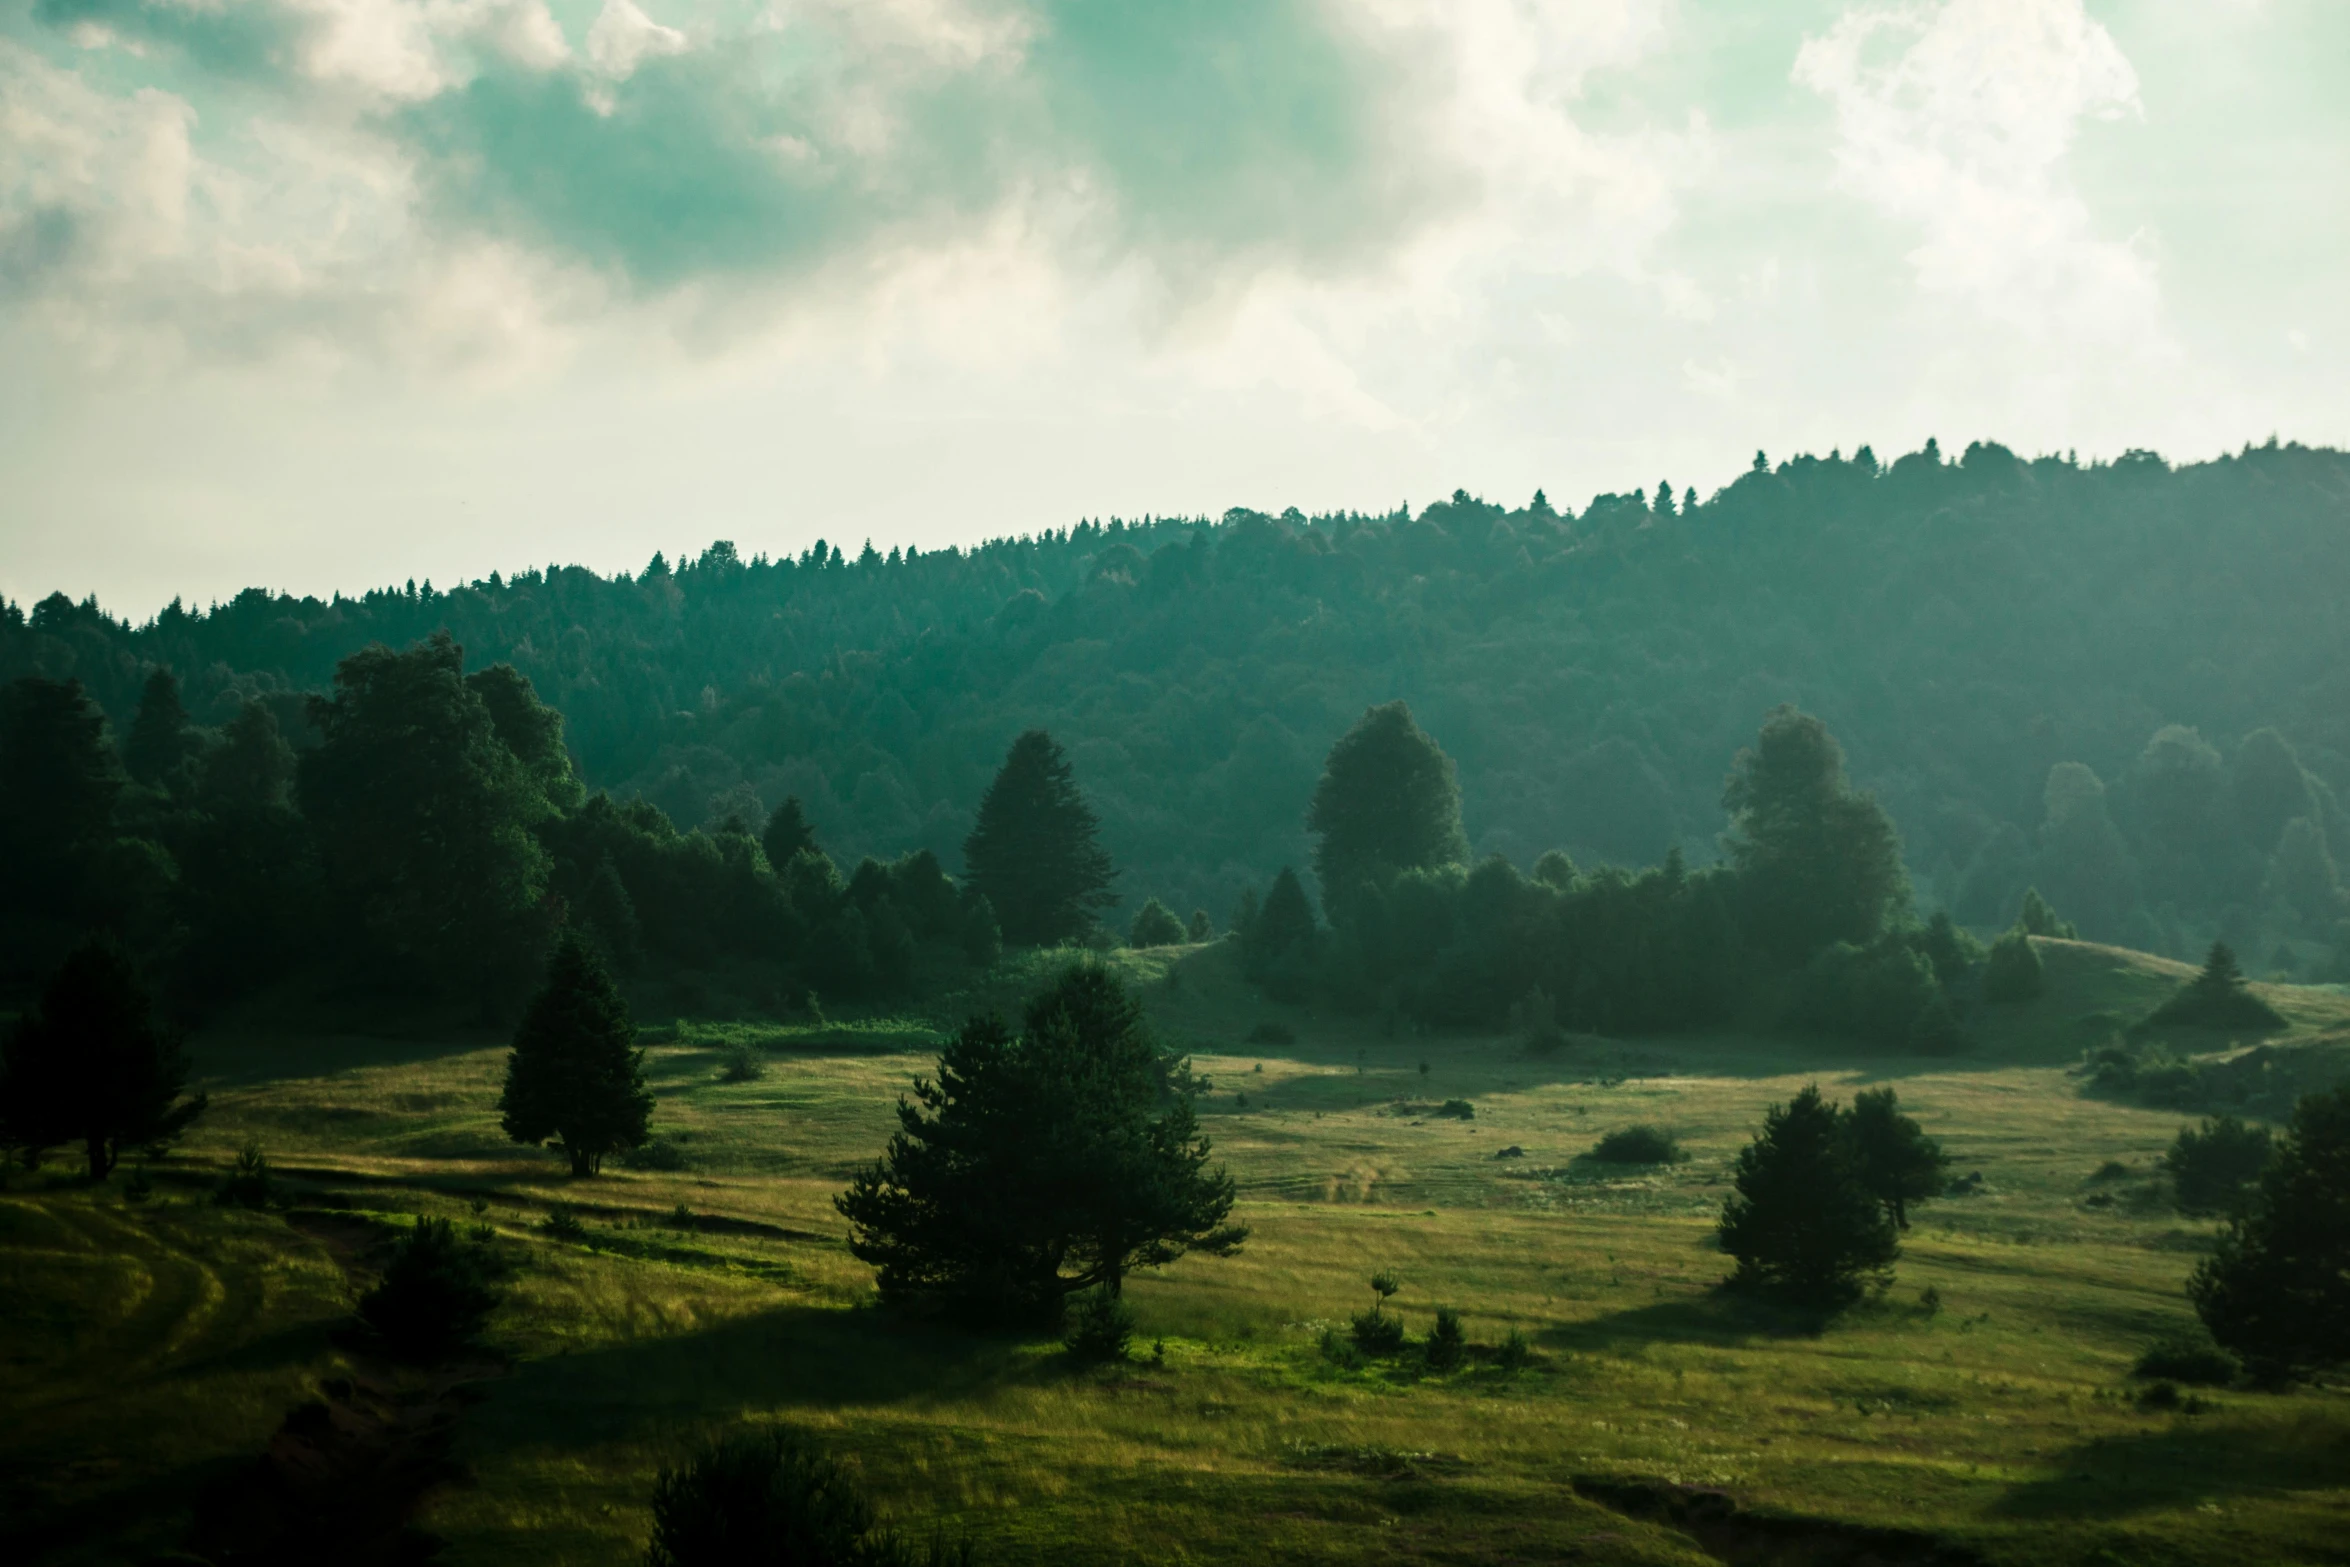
[
  {"x1": 1307, "y1": 702, "x2": 1468, "y2": 929},
  {"x1": 2140, "y1": 941, "x2": 2288, "y2": 1033},
  {"x1": 124, "y1": 667, "x2": 200, "y2": 789},
  {"x1": 499, "y1": 934, "x2": 652, "y2": 1176},
  {"x1": 836, "y1": 965, "x2": 1243, "y2": 1321},
  {"x1": 1843, "y1": 1087, "x2": 1949, "y2": 1229},
  {"x1": 1, "y1": 938, "x2": 206, "y2": 1180},
  {"x1": 1242, "y1": 867, "x2": 1319, "y2": 982},
  {"x1": 2189, "y1": 1086, "x2": 2350, "y2": 1380},
  {"x1": 762, "y1": 796, "x2": 819, "y2": 872},
  {"x1": 962, "y1": 730, "x2": 1117, "y2": 947},
  {"x1": 1717, "y1": 1083, "x2": 1897, "y2": 1307}
]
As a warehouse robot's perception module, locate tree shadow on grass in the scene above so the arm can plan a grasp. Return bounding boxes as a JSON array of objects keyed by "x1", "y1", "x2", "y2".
[
  {"x1": 1540, "y1": 1289, "x2": 1830, "y2": 1356},
  {"x1": 460, "y1": 1302, "x2": 1072, "y2": 1462},
  {"x1": 1994, "y1": 1414, "x2": 2347, "y2": 1520}
]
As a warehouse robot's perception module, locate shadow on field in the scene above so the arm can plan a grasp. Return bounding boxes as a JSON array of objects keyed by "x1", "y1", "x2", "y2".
[
  {"x1": 1995, "y1": 1417, "x2": 2340, "y2": 1519},
  {"x1": 1541, "y1": 1291, "x2": 1824, "y2": 1355},
  {"x1": 461, "y1": 1304, "x2": 1062, "y2": 1457}
]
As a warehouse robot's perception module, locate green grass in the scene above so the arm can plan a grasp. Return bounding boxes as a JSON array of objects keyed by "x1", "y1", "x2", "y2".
[{"x1": 6, "y1": 936, "x2": 2349, "y2": 1565}]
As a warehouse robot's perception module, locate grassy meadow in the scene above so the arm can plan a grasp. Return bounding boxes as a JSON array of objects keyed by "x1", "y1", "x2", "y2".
[{"x1": 6, "y1": 938, "x2": 2350, "y2": 1566}]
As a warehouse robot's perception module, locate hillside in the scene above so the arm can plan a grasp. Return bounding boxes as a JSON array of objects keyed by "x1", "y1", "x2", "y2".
[{"x1": 7, "y1": 440, "x2": 2350, "y2": 966}]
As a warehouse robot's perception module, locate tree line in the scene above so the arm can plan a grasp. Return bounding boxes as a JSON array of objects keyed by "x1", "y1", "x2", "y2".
[{"x1": 9, "y1": 439, "x2": 2350, "y2": 974}]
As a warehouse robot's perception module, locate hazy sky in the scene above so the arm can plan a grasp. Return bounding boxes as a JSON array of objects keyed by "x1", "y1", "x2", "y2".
[{"x1": 4, "y1": 0, "x2": 2344, "y2": 618}]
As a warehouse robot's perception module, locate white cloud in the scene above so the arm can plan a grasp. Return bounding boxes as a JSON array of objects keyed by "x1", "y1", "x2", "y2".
[
  {"x1": 1794, "y1": 0, "x2": 2157, "y2": 340},
  {"x1": 586, "y1": 0, "x2": 685, "y2": 80}
]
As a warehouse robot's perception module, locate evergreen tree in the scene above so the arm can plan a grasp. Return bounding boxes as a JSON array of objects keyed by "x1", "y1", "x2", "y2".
[
  {"x1": 580, "y1": 853, "x2": 643, "y2": 969},
  {"x1": 1843, "y1": 1087, "x2": 1949, "y2": 1228},
  {"x1": 1186, "y1": 909, "x2": 1214, "y2": 943},
  {"x1": 2189, "y1": 1086, "x2": 2350, "y2": 1380},
  {"x1": 0, "y1": 938, "x2": 206, "y2": 1180},
  {"x1": 357, "y1": 1216, "x2": 500, "y2": 1361},
  {"x1": 961, "y1": 730, "x2": 1117, "y2": 946},
  {"x1": 836, "y1": 965, "x2": 1244, "y2": 1322},
  {"x1": 0, "y1": 676, "x2": 125, "y2": 924},
  {"x1": 1720, "y1": 707, "x2": 1909, "y2": 962},
  {"x1": 1981, "y1": 930, "x2": 2045, "y2": 1002},
  {"x1": 2140, "y1": 941, "x2": 2288, "y2": 1033},
  {"x1": 301, "y1": 634, "x2": 552, "y2": 997},
  {"x1": 1717, "y1": 1083, "x2": 1897, "y2": 1307},
  {"x1": 499, "y1": 934, "x2": 652, "y2": 1176},
  {"x1": 1242, "y1": 867, "x2": 1318, "y2": 983},
  {"x1": 1307, "y1": 702, "x2": 1468, "y2": 929},
  {"x1": 123, "y1": 667, "x2": 200, "y2": 790},
  {"x1": 762, "y1": 796, "x2": 819, "y2": 871},
  {"x1": 1127, "y1": 898, "x2": 1186, "y2": 948},
  {"x1": 2166, "y1": 1115, "x2": 2274, "y2": 1216}
]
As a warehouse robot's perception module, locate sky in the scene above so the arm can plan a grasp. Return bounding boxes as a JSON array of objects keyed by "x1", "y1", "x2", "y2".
[{"x1": 3, "y1": 0, "x2": 2345, "y2": 619}]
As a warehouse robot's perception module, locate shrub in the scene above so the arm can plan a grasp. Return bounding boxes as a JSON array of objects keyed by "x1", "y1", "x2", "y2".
[
  {"x1": 1435, "y1": 1099, "x2": 1475, "y2": 1120},
  {"x1": 1424, "y1": 1308, "x2": 1466, "y2": 1370},
  {"x1": 215, "y1": 1139, "x2": 273, "y2": 1209},
  {"x1": 1063, "y1": 1289, "x2": 1135, "y2": 1364},
  {"x1": 2189, "y1": 1085, "x2": 2350, "y2": 1381},
  {"x1": 1245, "y1": 1022, "x2": 1296, "y2": 1047},
  {"x1": 1496, "y1": 1327, "x2": 1534, "y2": 1371},
  {"x1": 357, "y1": 1216, "x2": 499, "y2": 1361},
  {"x1": 624, "y1": 1139, "x2": 691, "y2": 1172},
  {"x1": 2166, "y1": 1115, "x2": 2273, "y2": 1215},
  {"x1": 542, "y1": 1206, "x2": 588, "y2": 1243},
  {"x1": 1982, "y1": 932, "x2": 2045, "y2": 1003},
  {"x1": 1590, "y1": 1125, "x2": 1683, "y2": 1164},
  {"x1": 1349, "y1": 1308, "x2": 1406, "y2": 1357},
  {"x1": 1318, "y1": 1327, "x2": 1367, "y2": 1369},
  {"x1": 2133, "y1": 1334, "x2": 2238, "y2": 1386},
  {"x1": 1127, "y1": 899, "x2": 1187, "y2": 949},
  {"x1": 645, "y1": 1427, "x2": 975, "y2": 1567},
  {"x1": 719, "y1": 1044, "x2": 764, "y2": 1084}
]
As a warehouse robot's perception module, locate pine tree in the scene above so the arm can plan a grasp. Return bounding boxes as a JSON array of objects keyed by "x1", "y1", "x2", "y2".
[
  {"x1": 836, "y1": 965, "x2": 1244, "y2": 1322},
  {"x1": 1843, "y1": 1087, "x2": 1949, "y2": 1228},
  {"x1": 1308, "y1": 702, "x2": 1467, "y2": 929},
  {"x1": 762, "y1": 796, "x2": 819, "y2": 871},
  {"x1": 1718, "y1": 1084, "x2": 1897, "y2": 1307},
  {"x1": 1243, "y1": 867, "x2": 1319, "y2": 982},
  {"x1": 498, "y1": 934, "x2": 652, "y2": 1176},
  {"x1": 1, "y1": 938, "x2": 206, "y2": 1180},
  {"x1": 2189, "y1": 1086, "x2": 2350, "y2": 1380},
  {"x1": 962, "y1": 730, "x2": 1118, "y2": 947},
  {"x1": 2140, "y1": 941, "x2": 2287, "y2": 1033},
  {"x1": 124, "y1": 667, "x2": 200, "y2": 790}
]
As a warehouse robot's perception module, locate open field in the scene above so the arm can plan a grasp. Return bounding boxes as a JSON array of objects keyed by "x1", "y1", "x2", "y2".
[{"x1": 6, "y1": 938, "x2": 2349, "y2": 1565}]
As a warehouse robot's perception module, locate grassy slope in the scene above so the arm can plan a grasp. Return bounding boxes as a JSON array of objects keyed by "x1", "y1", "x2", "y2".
[{"x1": 6, "y1": 939, "x2": 2349, "y2": 1566}]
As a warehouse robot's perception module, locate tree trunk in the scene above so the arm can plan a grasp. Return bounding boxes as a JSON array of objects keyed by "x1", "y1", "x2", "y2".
[
  {"x1": 569, "y1": 1145, "x2": 596, "y2": 1178},
  {"x1": 1892, "y1": 1196, "x2": 1909, "y2": 1229},
  {"x1": 86, "y1": 1135, "x2": 114, "y2": 1182}
]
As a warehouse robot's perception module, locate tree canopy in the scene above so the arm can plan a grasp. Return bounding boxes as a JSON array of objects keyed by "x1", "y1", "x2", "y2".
[
  {"x1": 1308, "y1": 701, "x2": 1467, "y2": 929},
  {"x1": 0, "y1": 938, "x2": 205, "y2": 1179}
]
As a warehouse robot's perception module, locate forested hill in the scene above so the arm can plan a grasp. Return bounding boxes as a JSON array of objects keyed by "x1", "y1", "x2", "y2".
[{"x1": 8, "y1": 438, "x2": 2350, "y2": 963}]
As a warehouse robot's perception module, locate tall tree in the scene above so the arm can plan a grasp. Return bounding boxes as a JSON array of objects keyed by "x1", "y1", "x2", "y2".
[
  {"x1": 1242, "y1": 866, "x2": 1318, "y2": 982},
  {"x1": 1843, "y1": 1087, "x2": 1949, "y2": 1228},
  {"x1": 0, "y1": 676, "x2": 125, "y2": 923},
  {"x1": 123, "y1": 667, "x2": 201, "y2": 790},
  {"x1": 301, "y1": 634, "x2": 551, "y2": 996},
  {"x1": 1307, "y1": 701, "x2": 1468, "y2": 929},
  {"x1": 2189, "y1": 1085, "x2": 2350, "y2": 1380},
  {"x1": 836, "y1": 965, "x2": 1244, "y2": 1321},
  {"x1": 0, "y1": 938, "x2": 206, "y2": 1180},
  {"x1": 1720, "y1": 706, "x2": 1909, "y2": 962},
  {"x1": 762, "y1": 795, "x2": 819, "y2": 871},
  {"x1": 962, "y1": 730, "x2": 1117, "y2": 946},
  {"x1": 498, "y1": 933, "x2": 651, "y2": 1176},
  {"x1": 1717, "y1": 1083, "x2": 1897, "y2": 1307}
]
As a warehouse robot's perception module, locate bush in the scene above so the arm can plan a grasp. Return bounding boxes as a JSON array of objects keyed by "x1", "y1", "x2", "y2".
[
  {"x1": 357, "y1": 1216, "x2": 499, "y2": 1361},
  {"x1": 1127, "y1": 898, "x2": 1187, "y2": 949},
  {"x1": 1349, "y1": 1308, "x2": 1406, "y2": 1357},
  {"x1": 623, "y1": 1138, "x2": 692, "y2": 1172},
  {"x1": 2133, "y1": 1334, "x2": 2238, "y2": 1386},
  {"x1": 1063, "y1": 1289, "x2": 1135, "y2": 1364},
  {"x1": 1424, "y1": 1307, "x2": 1465, "y2": 1370},
  {"x1": 1435, "y1": 1099, "x2": 1475, "y2": 1120},
  {"x1": 1590, "y1": 1125, "x2": 1683, "y2": 1164},
  {"x1": 1318, "y1": 1326, "x2": 1367, "y2": 1369},
  {"x1": 2166, "y1": 1115, "x2": 2273, "y2": 1215},
  {"x1": 719, "y1": 1044, "x2": 764, "y2": 1084},
  {"x1": 645, "y1": 1427, "x2": 975, "y2": 1567},
  {"x1": 1982, "y1": 932, "x2": 2045, "y2": 1003},
  {"x1": 215, "y1": 1139, "x2": 274, "y2": 1209},
  {"x1": 542, "y1": 1205, "x2": 588, "y2": 1243},
  {"x1": 1496, "y1": 1327, "x2": 1534, "y2": 1371}
]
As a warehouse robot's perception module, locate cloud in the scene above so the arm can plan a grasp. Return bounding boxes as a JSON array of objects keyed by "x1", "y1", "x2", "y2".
[{"x1": 1794, "y1": 0, "x2": 2157, "y2": 338}]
